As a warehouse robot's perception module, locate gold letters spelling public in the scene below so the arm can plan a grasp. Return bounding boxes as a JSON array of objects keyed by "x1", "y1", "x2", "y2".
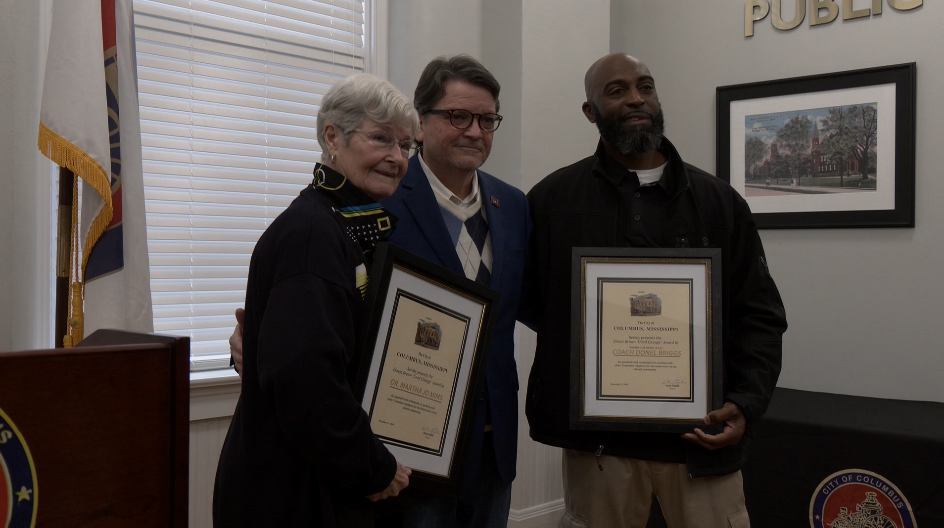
[{"x1": 745, "y1": 0, "x2": 922, "y2": 37}]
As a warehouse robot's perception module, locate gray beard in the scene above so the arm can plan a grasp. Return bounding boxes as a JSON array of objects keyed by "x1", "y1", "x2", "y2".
[{"x1": 595, "y1": 106, "x2": 666, "y2": 156}]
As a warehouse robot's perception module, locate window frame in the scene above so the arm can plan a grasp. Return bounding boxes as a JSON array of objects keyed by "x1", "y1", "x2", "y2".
[{"x1": 123, "y1": 0, "x2": 390, "y2": 377}]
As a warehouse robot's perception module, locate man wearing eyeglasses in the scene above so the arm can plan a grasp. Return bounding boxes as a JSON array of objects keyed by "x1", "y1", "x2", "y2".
[{"x1": 381, "y1": 54, "x2": 531, "y2": 528}]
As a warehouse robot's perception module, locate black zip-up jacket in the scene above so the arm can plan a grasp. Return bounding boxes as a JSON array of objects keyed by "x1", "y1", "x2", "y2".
[
  {"x1": 523, "y1": 138, "x2": 787, "y2": 477},
  {"x1": 214, "y1": 184, "x2": 397, "y2": 527}
]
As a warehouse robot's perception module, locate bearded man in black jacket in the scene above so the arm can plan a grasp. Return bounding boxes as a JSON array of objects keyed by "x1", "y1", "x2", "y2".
[{"x1": 524, "y1": 53, "x2": 788, "y2": 528}]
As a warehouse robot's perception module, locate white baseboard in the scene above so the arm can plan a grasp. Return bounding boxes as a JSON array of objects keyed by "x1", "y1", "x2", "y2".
[{"x1": 508, "y1": 499, "x2": 564, "y2": 528}]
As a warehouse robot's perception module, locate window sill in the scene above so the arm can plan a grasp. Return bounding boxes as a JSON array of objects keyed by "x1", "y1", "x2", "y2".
[{"x1": 190, "y1": 368, "x2": 240, "y2": 421}]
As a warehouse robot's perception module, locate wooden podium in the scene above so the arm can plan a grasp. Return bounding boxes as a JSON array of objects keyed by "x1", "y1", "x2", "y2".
[{"x1": 0, "y1": 330, "x2": 189, "y2": 528}]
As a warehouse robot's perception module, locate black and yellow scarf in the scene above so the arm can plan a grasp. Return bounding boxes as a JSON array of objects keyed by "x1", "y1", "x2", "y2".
[{"x1": 312, "y1": 162, "x2": 398, "y2": 267}]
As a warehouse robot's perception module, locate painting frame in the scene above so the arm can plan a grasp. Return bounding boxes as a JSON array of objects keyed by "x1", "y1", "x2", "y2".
[
  {"x1": 354, "y1": 242, "x2": 498, "y2": 494},
  {"x1": 716, "y1": 63, "x2": 915, "y2": 229}
]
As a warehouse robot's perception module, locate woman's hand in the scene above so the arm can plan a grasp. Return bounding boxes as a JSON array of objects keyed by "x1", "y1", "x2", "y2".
[
  {"x1": 229, "y1": 308, "x2": 245, "y2": 376},
  {"x1": 366, "y1": 461, "x2": 411, "y2": 501}
]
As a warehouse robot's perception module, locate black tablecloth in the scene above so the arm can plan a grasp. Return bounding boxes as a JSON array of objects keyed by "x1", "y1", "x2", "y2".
[
  {"x1": 644, "y1": 388, "x2": 944, "y2": 527},
  {"x1": 742, "y1": 387, "x2": 944, "y2": 526}
]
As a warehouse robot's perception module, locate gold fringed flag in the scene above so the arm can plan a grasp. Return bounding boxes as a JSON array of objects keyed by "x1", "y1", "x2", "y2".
[{"x1": 38, "y1": 0, "x2": 153, "y2": 345}]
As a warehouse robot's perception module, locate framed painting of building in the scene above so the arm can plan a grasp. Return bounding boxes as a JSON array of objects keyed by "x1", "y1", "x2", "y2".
[{"x1": 716, "y1": 63, "x2": 915, "y2": 229}]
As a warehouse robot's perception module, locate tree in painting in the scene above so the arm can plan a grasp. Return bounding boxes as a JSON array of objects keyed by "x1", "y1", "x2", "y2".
[
  {"x1": 849, "y1": 104, "x2": 878, "y2": 180},
  {"x1": 745, "y1": 136, "x2": 766, "y2": 180},
  {"x1": 820, "y1": 106, "x2": 857, "y2": 187},
  {"x1": 775, "y1": 114, "x2": 812, "y2": 180}
]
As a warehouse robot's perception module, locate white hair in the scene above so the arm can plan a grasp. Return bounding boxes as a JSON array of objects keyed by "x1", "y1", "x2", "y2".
[{"x1": 317, "y1": 73, "x2": 419, "y2": 162}]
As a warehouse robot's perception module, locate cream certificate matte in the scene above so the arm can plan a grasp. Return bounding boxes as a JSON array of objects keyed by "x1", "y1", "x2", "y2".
[
  {"x1": 369, "y1": 292, "x2": 467, "y2": 453},
  {"x1": 599, "y1": 280, "x2": 693, "y2": 401},
  {"x1": 582, "y1": 259, "x2": 710, "y2": 421}
]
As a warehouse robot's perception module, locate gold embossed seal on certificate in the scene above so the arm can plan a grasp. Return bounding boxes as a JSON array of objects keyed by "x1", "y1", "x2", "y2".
[{"x1": 570, "y1": 247, "x2": 724, "y2": 434}]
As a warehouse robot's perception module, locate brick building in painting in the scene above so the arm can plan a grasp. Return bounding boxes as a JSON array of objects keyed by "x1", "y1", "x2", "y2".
[
  {"x1": 753, "y1": 122, "x2": 861, "y2": 180},
  {"x1": 808, "y1": 121, "x2": 859, "y2": 176},
  {"x1": 753, "y1": 139, "x2": 782, "y2": 181},
  {"x1": 415, "y1": 321, "x2": 442, "y2": 350},
  {"x1": 630, "y1": 293, "x2": 662, "y2": 316}
]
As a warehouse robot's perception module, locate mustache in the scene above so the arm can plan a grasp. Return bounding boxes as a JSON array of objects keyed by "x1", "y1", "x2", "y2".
[
  {"x1": 620, "y1": 111, "x2": 655, "y2": 122},
  {"x1": 455, "y1": 142, "x2": 485, "y2": 150}
]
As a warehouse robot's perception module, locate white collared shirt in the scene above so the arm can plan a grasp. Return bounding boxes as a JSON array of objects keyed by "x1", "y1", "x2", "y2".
[{"x1": 418, "y1": 152, "x2": 482, "y2": 222}]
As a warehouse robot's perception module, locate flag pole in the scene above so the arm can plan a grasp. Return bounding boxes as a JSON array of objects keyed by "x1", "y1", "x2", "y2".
[{"x1": 54, "y1": 167, "x2": 74, "y2": 347}]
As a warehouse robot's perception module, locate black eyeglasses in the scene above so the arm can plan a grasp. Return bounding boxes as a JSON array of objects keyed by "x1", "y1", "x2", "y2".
[
  {"x1": 352, "y1": 129, "x2": 416, "y2": 157},
  {"x1": 425, "y1": 109, "x2": 503, "y2": 132}
]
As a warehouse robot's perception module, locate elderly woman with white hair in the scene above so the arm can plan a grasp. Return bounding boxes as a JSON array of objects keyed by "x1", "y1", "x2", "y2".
[{"x1": 213, "y1": 74, "x2": 419, "y2": 528}]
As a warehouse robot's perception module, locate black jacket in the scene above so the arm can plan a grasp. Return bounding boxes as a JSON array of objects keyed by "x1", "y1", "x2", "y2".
[
  {"x1": 524, "y1": 139, "x2": 787, "y2": 477},
  {"x1": 214, "y1": 185, "x2": 396, "y2": 527}
]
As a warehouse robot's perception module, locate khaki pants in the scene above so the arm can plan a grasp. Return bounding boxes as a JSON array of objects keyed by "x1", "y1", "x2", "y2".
[{"x1": 559, "y1": 449, "x2": 750, "y2": 528}]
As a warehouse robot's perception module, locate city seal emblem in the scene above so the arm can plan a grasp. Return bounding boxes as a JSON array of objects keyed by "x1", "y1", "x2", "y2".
[
  {"x1": 810, "y1": 469, "x2": 916, "y2": 528},
  {"x1": 0, "y1": 406, "x2": 37, "y2": 528}
]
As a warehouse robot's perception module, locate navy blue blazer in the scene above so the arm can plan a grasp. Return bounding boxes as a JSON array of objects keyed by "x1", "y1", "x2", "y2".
[{"x1": 382, "y1": 155, "x2": 531, "y2": 488}]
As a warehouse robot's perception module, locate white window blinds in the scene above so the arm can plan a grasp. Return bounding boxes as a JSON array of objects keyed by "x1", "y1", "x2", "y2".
[{"x1": 132, "y1": 0, "x2": 367, "y2": 370}]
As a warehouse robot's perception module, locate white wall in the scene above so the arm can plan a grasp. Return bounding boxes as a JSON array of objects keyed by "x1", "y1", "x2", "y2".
[
  {"x1": 611, "y1": 1, "x2": 943, "y2": 403},
  {"x1": 481, "y1": 0, "x2": 523, "y2": 189},
  {"x1": 519, "y1": 0, "x2": 607, "y2": 188},
  {"x1": 0, "y1": 0, "x2": 54, "y2": 352},
  {"x1": 388, "y1": 0, "x2": 484, "y2": 101},
  {"x1": 0, "y1": 0, "x2": 13, "y2": 351}
]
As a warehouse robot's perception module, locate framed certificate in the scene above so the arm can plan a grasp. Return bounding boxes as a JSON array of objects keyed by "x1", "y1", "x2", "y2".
[
  {"x1": 355, "y1": 243, "x2": 498, "y2": 492},
  {"x1": 571, "y1": 247, "x2": 723, "y2": 433}
]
